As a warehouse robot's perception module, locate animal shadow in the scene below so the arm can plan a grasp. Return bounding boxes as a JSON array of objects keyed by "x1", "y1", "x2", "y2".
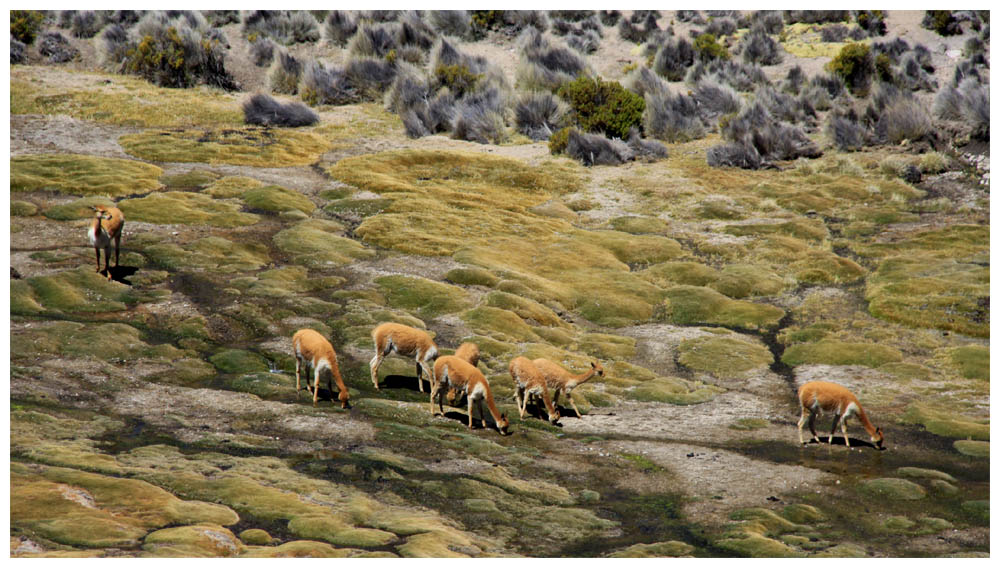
[
  {"x1": 105, "y1": 265, "x2": 139, "y2": 285},
  {"x1": 806, "y1": 437, "x2": 883, "y2": 450},
  {"x1": 298, "y1": 387, "x2": 351, "y2": 408},
  {"x1": 380, "y1": 374, "x2": 430, "y2": 392}
]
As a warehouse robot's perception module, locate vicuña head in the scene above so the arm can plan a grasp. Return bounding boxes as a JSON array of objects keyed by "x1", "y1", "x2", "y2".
[
  {"x1": 432, "y1": 355, "x2": 510, "y2": 435},
  {"x1": 509, "y1": 356, "x2": 560, "y2": 424},
  {"x1": 531, "y1": 358, "x2": 604, "y2": 418},
  {"x1": 798, "y1": 380, "x2": 883, "y2": 450}
]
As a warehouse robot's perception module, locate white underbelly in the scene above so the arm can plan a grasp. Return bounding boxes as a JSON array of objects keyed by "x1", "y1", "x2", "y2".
[{"x1": 89, "y1": 226, "x2": 110, "y2": 248}]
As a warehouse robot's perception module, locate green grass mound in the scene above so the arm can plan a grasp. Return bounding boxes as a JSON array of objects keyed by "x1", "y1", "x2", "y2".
[
  {"x1": 120, "y1": 192, "x2": 259, "y2": 227},
  {"x1": 948, "y1": 346, "x2": 989, "y2": 380},
  {"x1": 42, "y1": 196, "x2": 119, "y2": 220},
  {"x1": 865, "y1": 257, "x2": 989, "y2": 338},
  {"x1": 161, "y1": 169, "x2": 222, "y2": 190},
  {"x1": 375, "y1": 275, "x2": 472, "y2": 320},
  {"x1": 242, "y1": 185, "x2": 316, "y2": 215},
  {"x1": 953, "y1": 440, "x2": 988, "y2": 458},
  {"x1": 273, "y1": 219, "x2": 375, "y2": 268},
  {"x1": 203, "y1": 176, "x2": 266, "y2": 198},
  {"x1": 11, "y1": 66, "x2": 242, "y2": 128},
  {"x1": 608, "y1": 540, "x2": 694, "y2": 558},
  {"x1": 640, "y1": 261, "x2": 721, "y2": 288},
  {"x1": 445, "y1": 267, "x2": 500, "y2": 287},
  {"x1": 11, "y1": 268, "x2": 134, "y2": 315},
  {"x1": 677, "y1": 335, "x2": 773, "y2": 376},
  {"x1": 119, "y1": 128, "x2": 329, "y2": 167},
  {"x1": 578, "y1": 333, "x2": 635, "y2": 360},
  {"x1": 142, "y1": 236, "x2": 271, "y2": 272},
  {"x1": 781, "y1": 341, "x2": 902, "y2": 368},
  {"x1": 662, "y1": 286, "x2": 786, "y2": 330},
  {"x1": 462, "y1": 307, "x2": 542, "y2": 343},
  {"x1": 854, "y1": 225, "x2": 989, "y2": 262},
  {"x1": 210, "y1": 349, "x2": 270, "y2": 375},
  {"x1": 627, "y1": 377, "x2": 722, "y2": 405},
  {"x1": 724, "y1": 218, "x2": 829, "y2": 242},
  {"x1": 609, "y1": 216, "x2": 670, "y2": 235},
  {"x1": 143, "y1": 525, "x2": 244, "y2": 557},
  {"x1": 902, "y1": 403, "x2": 989, "y2": 440},
  {"x1": 11, "y1": 200, "x2": 38, "y2": 216},
  {"x1": 11, "y1": 154, "x2": 162, "y2": 197},
  {"x1": 484, "y1": 292, "x2": 567, "y2": 328},
  {"x1": 859, "y1": 478, "x2": 926, "y2": 500},
  {"x1": 11, "y1": 321, "x2": 185, "y2": 361}
]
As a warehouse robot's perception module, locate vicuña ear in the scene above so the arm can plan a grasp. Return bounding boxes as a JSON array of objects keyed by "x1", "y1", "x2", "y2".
[{"x1": 591, "y1": 361, "x2": 596, "y2": 369}]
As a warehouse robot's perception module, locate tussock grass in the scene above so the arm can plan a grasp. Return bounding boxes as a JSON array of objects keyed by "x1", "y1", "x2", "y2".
[
  {"x1": 11, "y1": 154, "x2": 162, "y2": 197},
  {"x1": 781, "y1": 340, "x2": 902, "y2": 367},
  {"x1": 273, "y1": 219, "x2": 375, "y2": 268},
  {"x1": 11, "y1": 66, "x2": 241, "y2": 128},
  {"x1": 375, "y1": 275, "x2": 472, "y2": 319},
  {"x1": 241, "y1": 185, "x2": 316, "y2": 215},
  {"x1": 11, "y1": 268, "x2": 134, "y2": 316},
  {"x1": 661, "y1": 286, "x2": 785, "y2": 330},
  {"x1": 120, "y1": 192, "x2": 259, "y2": 228},
  {"x1": 119, "y1": 127, "x2": 329, "y2": 167}
]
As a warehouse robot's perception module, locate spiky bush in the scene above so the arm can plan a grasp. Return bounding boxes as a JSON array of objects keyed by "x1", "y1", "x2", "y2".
[
  {"x1": 359, "y1": 11, "x2": 400, "y2": 23},
  {"x1": 820, "y1": 25, "x2": 849, "y2": 43},
  {"x1": 855, "y1": 10, "x2": 887, "y2": 36},
  {"x1": 781, "y1": 65, "x2": 806, "y2": 94},
  {"x1": 705, "y1": 18, "x2": 737, "y2": 38},
  {"x1": 627, "y1": 128, "x2": 668, "y2": 161},
  {"x1": 871, "y1": 37, "x2": 910, "y2": 62},
  {"x1": 653, "y1": 37, "x2": 695, "y2": 81},
  {"x1": 11, "y1": 35, "x2": 27, "y2": 64},
  {"x1": 827, "y1": 42, "x2": 874, "y2": 96},
  {"x1": 428, "y1": 10, "x2": 470, "y2": 38},
  {"x1": 827, "y1": 114, "x2": 868, "y2": 151},
  {"x1": 894, "y1": 52, "x2": 938, "y2": 92},
  {"x1": 99, "y1": 24, "x2": 129, "y2": 67},
  {"x1": 750, "y1": 11, "x2": 785, "y2": 34},
  {"x1": 348, "y1": 23, "x2": 397, "y2": 59},
  {"x1": 11, "y1": 10, "x2": 45, "y2": 45},
  {"x1": 269, "y1": 52, "x2": 302, "y2": 94},
  {"x1": 567, "y1": 29, "x2": 601, "y2": 54},
  {"x1": 557, "y1": 75, "x2": 645, "y2": 139},
  {"x1": 738, "y1": 25, "x2": 782, "y2": 65},
  {"x1": 707, "y1": 142, "x2": 762, "y2": 169},
  {"x1": 506, "y1": 11, "x2": 550, "y2": 33},
  {"x1": 783, "y1": 11, "x2": 850, "y2": 24},
  {"x1": 514, "y1": 92, "x2": 571, "y2": 140},
  {"x1": 71, "y1": 11, "x2": 104, "y2": 38},
  {"x1": 687, "y1": 59, "x2": 770, "y2": 92},
  {"x1": 755, "y1": 86, "x2": 813, "y2": 125},
  {"x1": 396, "y1": 12, "x2": 437, "y2": 52},
  {"x1": 250, "y1": 37, "x2": 276, "y2": 67},
  {"x1": 600, "y1": 10, "x2": 621, "y2": 26},
  {"x1": 675, "y1": 11, "x2": 702, "y2": 24},
  {"x1": 38, "y1": 31, "x2": 79, "y2": 63},
  {"x1": 881, "y1": 95, "x2": 933, "y2": 144},
  {"x1": 300, "y1": 60, "x2": 357, "y2": 105},
  {"x1": 204, "y1": 11, "x2": 239, "y2": 27},
  {"x1": 243, "y1": 10, "x2": 320, "y2": 45},
  {"x1": 567, "y1": 129, "x2": 633, "y2": 166},
  {"x1": 113, "y1": 12, "x2": 238, "y2": 90},
  {"x1": 452, "y1": 86, "x2": 507, "y2": 144},
  {"x1": 551, "y1": 10, "x2": 592, "y2": 22},
  {"x1": 922, "y1": 11, "x2": 962, "y2": 36},
  {"x1": 516, "y1": 28, "x2": 587, "y2": 91},
  {"x1": 644, "y1": 90, "x2": 706, "y2": 142},
  {"x1": 935, "y1": 78, "x2": 990, "y2": 140},
  {"x1": 691, "y1": 78, "x2": 742, "y2": 121},
  {"x1": 242, "y1": 93, "x2": 319, "y2": 127},
  {"x1": 323, "y1": 10, "x2": 357, "y2": 46},
  {"x1": 719, "y1": 102, "x2": 820, "y2": 165},
  {"x1": 618, "y1": 18, "x2": 646, "y2": 44}
]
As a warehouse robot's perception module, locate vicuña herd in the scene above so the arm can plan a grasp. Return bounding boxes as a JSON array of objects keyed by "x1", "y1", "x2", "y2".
[{"x1": 80, "y1": 222, "x2": 885, "y2": 448}]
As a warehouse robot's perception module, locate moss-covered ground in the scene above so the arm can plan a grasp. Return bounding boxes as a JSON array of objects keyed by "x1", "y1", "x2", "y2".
[{"x1": 9, "y1": 19, "x2": 989, "y2": 558}]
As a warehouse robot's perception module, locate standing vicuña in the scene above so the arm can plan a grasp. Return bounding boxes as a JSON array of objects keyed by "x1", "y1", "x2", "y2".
[
  {"x1": 447, "y1": 342, "x2": 481, "y2": 404},
  {"x1": 532, "y1": 359, "x2": 604, "y2": 418},
  {"x1": 432, "y1": 355, "x2": 509, "y2": 435},
  {"x1": 798, "y1": 381, "x2": 883, "y2": 450},
  {"x1": 293, "y1": 328, "x2": 350, "y2": 408},
  {"x1": 89, "y1": 205, "x2": 124, "y2": 280},
  {"x1": 509, "y1": 356, "x2": 560, "y2": 424},
  {"x1": 370, "y1": 323, "x2": 438, "y2": 392}
]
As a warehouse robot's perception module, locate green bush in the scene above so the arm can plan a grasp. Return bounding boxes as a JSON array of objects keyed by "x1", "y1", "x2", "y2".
[
  {"x1": 471, "y1": 10, "x2": 505, "y2": 33},
  {"x1": 922, "y1": 11, "x2": 960, "y2": 36},
  {"x1": 556, "y1": 76, "x2": 645, "y2": 139},
  {"x1": 121, "y1": 25, "x2": 237, "y2": 90},
  {"x1": 434, "y1": 64, "x2": 482, "y2": 98},
  {"x1": 549, "y1": 127, "x2": 572, "y2": 155},
  {"x1": 694, "y1": 33, "x2": 729, "y2": 62},
  {"x1": 827, "y1": 42, "x2": 874, "y2": 96},
  {"x1": 11, "y1": 10, "x2": 45, "y2": 45}
]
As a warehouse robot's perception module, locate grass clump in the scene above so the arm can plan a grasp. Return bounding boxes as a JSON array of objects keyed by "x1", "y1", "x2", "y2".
[
  {"x1": 273, "y1": 219, "x2": 375, "y2": 268},
  {"x1": 609, "y1": 216, "x2": 669, "y2": 235},
  {"x1": 865, "y1": 257, "x2": 989, "y2": 338},
  {"x1": 902, "y1": 403, "x2": 989, "y2": 440},
  {"x1": 859, "y1": 478, "x2": 926, "y2": 500},
  {"x1": 11, "y1": 321, "x2": 185, "y2": 361},
  {"x1": 375, "y1": 275, "x2": 472, "y2": 320},
  {"x1": 677, "y1": 335, "x2": 773, "y2": 376},
  {"x1": 143, "y1": 236, "x2": 270, "y2": 272},
  {"x1": 445, "y1": 267, "x2": 500, "y2": 288},
  {"x1": 120, "y1": 192, "x2": 259, "y2": 227},
  {"x1": 11, "y1": 154, "x2": 163, "y2": 197},
  {"x1": 119, "y1": 128, "x2": 329, "y2": 167},
  {"x1": 462, "y1": 307, "x2": 541, "y2": 343},
  {"x1": 556, "y1": 75, "x2": 645, "y2": 139},
  {"x1": 628, "y1": 377, "x2": 722, "y2": 405},
  {"x1": 11, "y1": 200, "x2": 38, "y2": 216},
  {"x1": 241, "y1": 185, "x2": 316, "y2": 215},
  {"x1": 11, "y1": 268, "x2": 134, "y2": 316},
  {"x1": 661, "y1": 286, "x2": 785, "y2": 331},
  {"x1": 203, "y1": 176, "x2": 266, "y2": 198},
  {"x1": 953, "y1": 440, "x2": 988, "y2": 458},
  {"x1": 210, "y1": 349, "x2": 271, "y2": 374},
  {"x1": 781, "y1": 341, "x2": 902, "y2": 368},
  {"x1": 948, "y1": 346, "x2": 988, "y2": 381},
  {"x1": 484, "y1": 292, "x2": 567, "y2": 328}
]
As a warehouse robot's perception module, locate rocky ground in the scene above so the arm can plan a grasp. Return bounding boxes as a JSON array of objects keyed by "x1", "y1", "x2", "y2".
[{"x1": 9, "y1": 10, "x2": 989, "y2": 558}]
